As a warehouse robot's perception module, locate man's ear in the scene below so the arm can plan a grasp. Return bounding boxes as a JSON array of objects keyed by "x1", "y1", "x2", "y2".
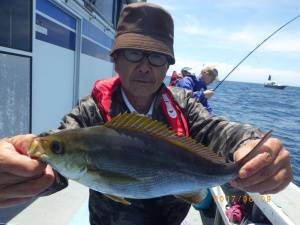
[
  {"x1": 165, "y1": 63, "x2": 170, "y2": 71},
  {"x1": 114, "y1": 55, "x2": 120, "y2": 74},
  {"x1": 111, "y1": 53, "x2": 117, "y2": 62}
]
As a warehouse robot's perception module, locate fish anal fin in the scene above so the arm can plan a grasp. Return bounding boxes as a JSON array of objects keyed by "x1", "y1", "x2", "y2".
[
  {"x1": 175, "y1": 190, "x2": 208, "y2": 204},
  {"x1": 104, "y1": 194, "x2": 131, "y2": 205}
]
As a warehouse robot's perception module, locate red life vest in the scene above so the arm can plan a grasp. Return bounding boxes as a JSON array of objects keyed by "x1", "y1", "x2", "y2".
[
  {"x1": 92, "y1": 76, "x2": 189, "y2": 137},
  {"x1": 169, "y1": 70, "x2": 184, "y2": 86},
  {"x1": 169, "y1": 70, "x2": 179, "y2": 86}
]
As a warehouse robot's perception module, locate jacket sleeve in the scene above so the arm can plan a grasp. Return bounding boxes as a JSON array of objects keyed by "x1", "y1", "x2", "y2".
[
  {"x1": 176, "y1": 77, "x2": 206, "y2": 105},
  {"x1": 175, "y1": 77, "x2": 194, "y2": 90},
  {"x1": 40, "y1": 95, "x2": 104, "y2": 196},
  {"x1": 169, "y1": 87, "x2": 264, "y2": 162},
  {"x1": 193, "y1": 90, "x2": 206, "y2": 103}
]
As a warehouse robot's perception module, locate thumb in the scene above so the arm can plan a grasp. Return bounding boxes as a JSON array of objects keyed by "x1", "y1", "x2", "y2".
[{"x1": 8, "y1": 134, "x2": 36, "y2": 155}]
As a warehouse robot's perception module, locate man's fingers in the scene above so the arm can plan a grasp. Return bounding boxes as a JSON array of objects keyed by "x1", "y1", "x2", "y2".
[
  {"x1": 7, "y1": 134, "x2": 36, "y2": 155},
  {"x1": 0, "y1": 135, "x2": 54, "y2": 208},
  {"x1": 1, "y1": 150, "x2": 46, "y2": 177},
  {"x1": 238, "y1": 151, "x2": 274, "y2": 178},
  {"x1": 241, "y1": 165, "x2": 292, "y2": 194},
  {"x1": 261, "y1": 173, "x2": 293, "y2": 194},
  {"x1": 233, "y1": 148, "x2": 290, "y2": 188},
  {"x1": 0, "y1": 140, "x2": 46, "y2": 176},
  {"x1": 236, "y1": 138, "x2": 282, "y2": 179},
  {"x1": 0, "y1": 167, "x2": 55, "y2": 199},
  {"x1": 0, "y1": 172, "x2": 36, "y2": 186}
]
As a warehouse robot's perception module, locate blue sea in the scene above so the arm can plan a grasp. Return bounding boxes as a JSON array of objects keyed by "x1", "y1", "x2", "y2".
[{"x1": 165, "y1": 78, "x2": 300, "y2": 187}]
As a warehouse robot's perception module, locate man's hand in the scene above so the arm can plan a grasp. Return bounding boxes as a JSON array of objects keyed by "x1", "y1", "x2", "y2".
[
  {"x1": 0, "y1": 135, "x2": 55, "y2": 208},
  {"x1": 203, "y1": 89, "x2": 214, "y2": 99},
  {"x1": 231, "y1": 138, "x2": 293, "y2": 194}
]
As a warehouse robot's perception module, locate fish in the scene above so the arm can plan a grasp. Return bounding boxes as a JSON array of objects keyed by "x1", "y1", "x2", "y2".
[{"x1": 28, "y1": 113, "x2": 271, "y2": 205}]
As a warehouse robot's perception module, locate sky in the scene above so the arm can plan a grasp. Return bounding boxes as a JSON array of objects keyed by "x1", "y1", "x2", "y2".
[{"x1": 148, "y1": 0, "x2": 300, "y2": 87}]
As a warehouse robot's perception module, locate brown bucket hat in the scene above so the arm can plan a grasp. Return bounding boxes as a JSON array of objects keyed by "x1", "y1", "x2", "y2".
[{"x1": 110, "y1": 3, "x2": 175, "y2": 64}]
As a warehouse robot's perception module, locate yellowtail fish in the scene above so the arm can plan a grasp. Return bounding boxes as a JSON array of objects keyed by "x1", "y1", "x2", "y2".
[{"x1": 28, "y1": 113, "x2": 271, "y2": 205}]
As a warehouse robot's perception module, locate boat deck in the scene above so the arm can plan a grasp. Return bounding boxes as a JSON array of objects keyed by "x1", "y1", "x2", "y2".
[
  {"x1": 0, "y1": 181, "x2": 205, "y2": 225},
  {"x1": 1, "y1": 181, "x2": 299, "y2": 225},
  {"x1": 0, "y1": 181, "x2": 89, "y2": 225}
]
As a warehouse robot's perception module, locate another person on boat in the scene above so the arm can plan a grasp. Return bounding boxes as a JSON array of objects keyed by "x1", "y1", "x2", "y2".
[
  {"x1": 175, "y1": 66, "x2": 218, "y2": 113},
  {"x1": 0, "y1": 3, "x2": 293, "y2": 225},
  {"x1": 169, "y1": 67, "x2": 191, "y2": 86}
]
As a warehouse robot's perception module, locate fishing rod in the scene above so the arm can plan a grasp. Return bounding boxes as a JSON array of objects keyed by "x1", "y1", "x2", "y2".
[{"x1": 214, "y1": 14, "x2": 300, "y2": 91}]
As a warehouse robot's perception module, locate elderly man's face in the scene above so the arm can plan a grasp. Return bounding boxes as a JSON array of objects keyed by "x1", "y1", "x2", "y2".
[
  {"x1": 114, "y1": 50, "x2": 169, "y2": 97},
  {"x1": 202, "y1": 71, "x2": 215, "y2": 85}
]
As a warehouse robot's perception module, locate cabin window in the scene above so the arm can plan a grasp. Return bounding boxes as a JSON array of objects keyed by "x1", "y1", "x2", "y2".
[
  {"x1": 0, "y1": 0, "x2": 32, "y2": 52},
  {"x1": 0, "y1": 53, "x2": 31, "y2": 137},
  {"x1": 95, "y1": 0, "x2": 114, "y2": 23},
  {"x1": 84, "y1": 0, "x2": 115, "y2": 24}
]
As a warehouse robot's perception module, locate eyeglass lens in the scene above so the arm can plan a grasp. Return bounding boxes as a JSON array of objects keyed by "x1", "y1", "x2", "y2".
[{"x1": 123, "y1": 49, "x2": 168, "y2": 66}]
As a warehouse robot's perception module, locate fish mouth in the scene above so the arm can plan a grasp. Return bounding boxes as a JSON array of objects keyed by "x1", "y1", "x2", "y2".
[{"x1": 28, "y1": 138, "x2": 47, "y2": 159}]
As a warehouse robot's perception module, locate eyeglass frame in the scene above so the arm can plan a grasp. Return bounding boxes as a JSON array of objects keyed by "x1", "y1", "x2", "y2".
[{"x1": 116, "y1": 49, "x2": 171, "y2": 67}]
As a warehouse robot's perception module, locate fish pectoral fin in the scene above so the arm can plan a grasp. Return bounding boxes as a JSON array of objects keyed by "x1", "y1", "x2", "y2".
[
  {"x1": 104, "y1": 194, "x2": 131, "y2": 205},
  {"x1": 88, "y1": 167, "x2": 139, "y2": 184},
  {"x1": 175, "y1": 189, "x2": 209, "y2": 204}
]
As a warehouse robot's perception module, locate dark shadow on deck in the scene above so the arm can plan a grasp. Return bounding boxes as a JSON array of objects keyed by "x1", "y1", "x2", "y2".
[{"x1": 0, "y1": 199, "x2": 35, "y2": 223}]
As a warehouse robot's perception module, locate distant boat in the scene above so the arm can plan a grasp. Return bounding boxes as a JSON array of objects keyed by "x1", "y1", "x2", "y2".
[{"x1": 264, "y1": 75, "x2": 287, "y2": 89}]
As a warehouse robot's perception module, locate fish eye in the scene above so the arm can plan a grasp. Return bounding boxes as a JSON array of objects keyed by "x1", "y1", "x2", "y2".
[{"x1": 50, "y1": 141, "x2": 64, "y2": 154}]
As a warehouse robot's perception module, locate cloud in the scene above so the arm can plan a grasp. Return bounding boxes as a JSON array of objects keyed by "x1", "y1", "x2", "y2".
[
  {"x1": 168, "y1": 56, "x2": 217, "y2": 75},
  {"x1": 264, "y1": 38, "x2": 300, "y2": 52},
  {"x1": 215, "y1": 0, "x2": 300, "y2": 11},
  {"x1": 180, "y1": 15, "x2": 223, "y2": 37},
  {"x1": 227, "y1": 29, "x2": 260, "y2": 45},
  {"x1": 178, "y1": 18, "x2": 300, "y2": 54},
  {"x1": 227, "y1": 29, "x2": 300, "y2": 53},
  {"x1": 154, "y1": 3, "x2": 177, "y2": 11}
]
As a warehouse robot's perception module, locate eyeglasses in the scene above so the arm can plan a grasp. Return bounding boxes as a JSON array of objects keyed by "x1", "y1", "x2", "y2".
[{"x1": 122, "y1": 49, "x2": 170, "y2": 67}]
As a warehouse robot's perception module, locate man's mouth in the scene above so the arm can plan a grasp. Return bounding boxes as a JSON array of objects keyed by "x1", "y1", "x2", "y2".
[{"x1": 132, "y1": 79, "x2": 153, "y2": 84}]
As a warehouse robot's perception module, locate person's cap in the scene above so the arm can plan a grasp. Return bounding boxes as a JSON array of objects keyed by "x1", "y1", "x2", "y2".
[
  {"x1": 181, "y1": 67, "x2": 192, "y2": 76},
  {"x1": 110, "y1": 3, "x2": 175, "y2": 64},
  {"x1": 202, "y1": 66, "x2": 218, "y2": 80}
]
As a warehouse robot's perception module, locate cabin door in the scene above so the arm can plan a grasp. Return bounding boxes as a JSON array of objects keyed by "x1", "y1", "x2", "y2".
[{"x1": 32, "y1": 0, "x2": 79, "y2": 133}]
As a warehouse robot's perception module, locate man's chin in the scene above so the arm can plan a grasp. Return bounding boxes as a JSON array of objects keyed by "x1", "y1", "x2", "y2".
[{"x1": 131, "y1": 87, "x2": 156, "y2": 97}]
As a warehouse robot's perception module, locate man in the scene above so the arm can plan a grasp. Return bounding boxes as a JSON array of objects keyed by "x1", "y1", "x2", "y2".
[
  {"x1": 0, "y1": 3, "x2": 293, "y2": 225},
  {"x1": 175, "y1": 66, "x2": 219, "y2": 113}
]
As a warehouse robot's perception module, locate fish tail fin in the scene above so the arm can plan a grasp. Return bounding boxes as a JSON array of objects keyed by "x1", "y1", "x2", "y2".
[{"x1": 236, "y1": 130, "x2": 273, "y2": 168}]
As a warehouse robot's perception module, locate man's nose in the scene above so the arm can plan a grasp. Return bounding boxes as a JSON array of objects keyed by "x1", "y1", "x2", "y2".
[{"x1": 138, "y1": 57, "x2": 151, "y2": 73}]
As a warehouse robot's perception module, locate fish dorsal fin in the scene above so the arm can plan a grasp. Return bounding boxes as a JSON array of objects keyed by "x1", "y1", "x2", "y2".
[{"x1": 104, "y1": 113, "x2": 225, "y2": 164}]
